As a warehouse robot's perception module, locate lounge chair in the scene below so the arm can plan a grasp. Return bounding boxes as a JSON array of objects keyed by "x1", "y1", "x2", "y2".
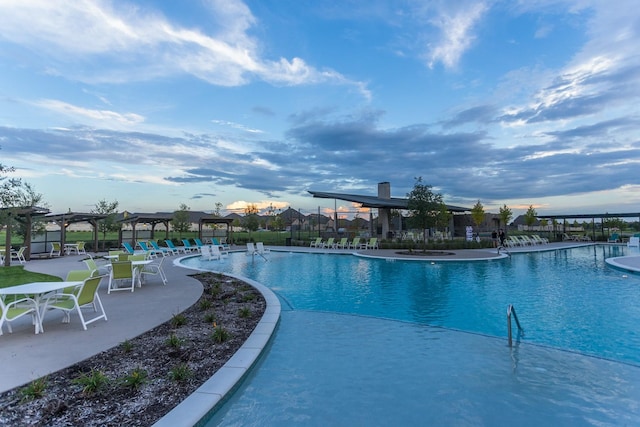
[
  {"x1": 348, "y1": 237, "x2": 361, "y2": 249},
  {"x1": 212, "y1": 238, "x2": 230, "y2": 251},
  {"x1": 122, "y1": 242, "x2": 136, "y2": 254},
  {"x1": 322, "y1": 237, "x2": 335, "y2": 249},
  {"x1": 149, "y1": 240, "x2": 172, "y2": 256},
  {"x1": 108, "y1": 261, "x2": 135, "y2": 293},
  {"x1": 181, "y1": 239, "x2": 197, "y2": 252},
  {"x1": 165, "y1": 239, "x2": 186, "y2": 254},
  {"x1": 364, "y1": 237, "x2": 379, "y2": 249},
  {"x1": 0, "y1": 293, "x2": 40, "y2": 335},
  {"x1": 531, "y1": 235, "x2": 549, "y2": 244},
  {"x1": 136, "y1": 241, "x2": 159, "y2": 258},
  {"x1": 256, "y1": 242, "x2": 270, "y2": 255},
  {"x1": 10, "y1": 246, "x2": 26, "y2": 264},
  {"x1": 335, "y1": 237, "x2": 348, "y2": 249},
  {"x1": 200, "y1": 245, "x2": 224, "y2": 261},
  {"x1": 246, "y1": 242, "x2": 257, "y2": 255},
  {"x1": 41, "y1": 275, "x2": 107, "y2": 331},
  {"x1": 194, "y1": 238, "x2": 205, "y2": 248},
  {"x1": 608, "y1": 233, "x2": 620, "y2": 243},
  {"x1": 309, "y1": 237, "x2": 322, "y2": 248}
]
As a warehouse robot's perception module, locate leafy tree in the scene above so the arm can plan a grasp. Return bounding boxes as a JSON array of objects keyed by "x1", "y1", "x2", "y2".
[
  {"x1": 0, "y1": 153, "x2": 47, "y2": 265},
  {"x1": 470, "y1": 200, "x2": 485, "y2": 230},
  {"x1": 524, "y1": 205, "x2": 538, "y2": 229},
  {"x1": 406, "y1": 177, "x2": 446, "y2": 250},
  {"x1": 243, "y1": 204, "x2": 259, "y2": 236},
  {"x1": 271, "y1": 214, "x2": 285, "y2": 231},
  {"x1": 498, "y1": 204, "x2": 512, "y2": 228},
  {"x1": 92, "y1": 199, "x2": 120, "y2": 250},
  {"x1": 171, "y1": 203, "x2": 191, "y2": 238}
]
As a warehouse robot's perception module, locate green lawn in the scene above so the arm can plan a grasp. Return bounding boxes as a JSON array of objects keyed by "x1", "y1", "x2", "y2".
[{"x1": 0, "y1": 266, "x2": 61, "y2": 288}]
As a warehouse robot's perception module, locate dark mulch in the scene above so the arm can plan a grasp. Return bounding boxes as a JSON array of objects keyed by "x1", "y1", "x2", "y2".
[{"x1": 0, "y1": 272, "x2": 266, "y2": 427}]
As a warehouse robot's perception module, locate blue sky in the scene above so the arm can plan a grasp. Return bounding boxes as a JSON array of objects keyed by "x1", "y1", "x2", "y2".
[{"x1": 1, "y1": 0, "x2": 639, "y2": 219}]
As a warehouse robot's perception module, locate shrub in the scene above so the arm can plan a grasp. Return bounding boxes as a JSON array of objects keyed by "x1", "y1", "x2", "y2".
[
  {"x1": 73, "y1": 369, "x2": 109, "y2": 394},
  {"x1": 120, "y1": 368, "x2": 148, "y2": 390},
  {"x1": 20, "y1": 377, "x2": 47, "y2": 401},
  {"x1": 238, "y1": 307, "x2": 251, "y2": 318},
  {"x1": 170, "y1": 313, "x2": 187, "y2": 327},
  {"x1": 165, "y1": 333, "x2": 183, "y2": 348},
  {"x1": 211, "y1": 326, "x2": 231, "y2": 343},
  {"x1": 169, "y1": 363, "x2": 192, "y2": 382}
]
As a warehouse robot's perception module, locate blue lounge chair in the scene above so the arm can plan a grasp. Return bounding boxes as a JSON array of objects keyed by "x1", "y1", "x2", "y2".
[
  {"x1": 122, "y1": 242, "x2": 135, "y2": 254},
  {"x1": 165, "y1": 239, "x2": 186, "y2": 254},
  {"x1": 181, "y1": 239, "x2": 196, "y2": 252}
]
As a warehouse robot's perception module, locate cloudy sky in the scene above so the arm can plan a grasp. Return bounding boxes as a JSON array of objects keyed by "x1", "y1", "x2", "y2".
[{"x1": 1, "y1": 0, "x2": 639, "y2": 218}]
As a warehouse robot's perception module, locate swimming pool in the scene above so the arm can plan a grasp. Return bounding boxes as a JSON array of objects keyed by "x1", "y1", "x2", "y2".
[{"x1": 180, "y1": 245, "x2": 640, "y2": 425}]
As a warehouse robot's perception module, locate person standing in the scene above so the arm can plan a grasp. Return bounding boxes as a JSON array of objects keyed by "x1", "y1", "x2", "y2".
[
  {"x1": 491, "y1": 230, "x2": 498, "y2": 247},
  {"x1": 498, "y1": 229, "x2": 506, "y2": 246}
]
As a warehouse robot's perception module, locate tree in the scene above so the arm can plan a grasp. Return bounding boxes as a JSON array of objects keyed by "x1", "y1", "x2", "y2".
[
  {"x1": 524, "y1": 205, "x2": 537, "y2": 229},
  {"x1": 243, "y1": 204, "x2": 260, "y2": 236},
  {"x1": 498, "y1": 204, "x2": 512, "y2": 229},
  {"x1": 470, "y1": 200, "x2": 485, "y2": 230},
  {"x1": 406, "y1": 177, "x2": 446, "y2": 250},
  {"x1": 92, "y1": 199, "x2": 120, "y2": 250},
  {"x1": 212, "y1": 202, "x2": 223, "y2": 218},
  {"x1": 172, "y1": 203, "x2": 191, "y2": 238},
  {"x1": 271, "y1": 214, "x2": 285, "y2": 231}
]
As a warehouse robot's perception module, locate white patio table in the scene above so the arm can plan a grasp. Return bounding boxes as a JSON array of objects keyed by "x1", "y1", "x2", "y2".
[{"x1": 0, "y1": 281, "x2": 82, "y2": 333}]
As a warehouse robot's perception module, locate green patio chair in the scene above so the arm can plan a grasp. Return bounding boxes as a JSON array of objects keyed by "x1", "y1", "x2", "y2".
[
  {"x1": 108, "y1": 261, "x2": 135, "y2": 293},
  {"x1": 41, "y1": 275, "x2": 107, "y2": 331},
  {"x1": 0, "y1": 294, "x2": 40, "y2": 335}
]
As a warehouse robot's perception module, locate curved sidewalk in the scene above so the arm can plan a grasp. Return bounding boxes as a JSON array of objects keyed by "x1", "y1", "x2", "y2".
[{"x1": 0, "y1": 253, "x2": 204, "y2": 393}]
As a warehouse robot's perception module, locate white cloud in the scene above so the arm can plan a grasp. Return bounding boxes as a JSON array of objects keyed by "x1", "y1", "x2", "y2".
[
  {"x1": 425, "y1": 2, "x2": 488, "y2": 69},
  {"x1": 32, "y1": 99, "x2": 145, "y2": 126},
  {"x1": 0, "y1": 0, "x2": 369, "y2": 95}
]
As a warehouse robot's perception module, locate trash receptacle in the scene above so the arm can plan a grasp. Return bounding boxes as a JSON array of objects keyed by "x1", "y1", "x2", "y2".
[{"x1": 285, "y1": 237, "x2": 292, "y2": 246}]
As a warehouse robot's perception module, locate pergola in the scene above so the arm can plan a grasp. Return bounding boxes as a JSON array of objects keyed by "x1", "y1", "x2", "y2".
[
  {"x1": 198, "y1": 215, "x2": 234, "y2": 243},
  {"x1": 2, "y1": 205, "x2": 50, "y2": 265},
  {"x1": 537, "y1": 212, "x2": 640, "y2": 240},
  {"x1": 44, "y1": 212, "x2": 108, "y2": 256},
  {"x1": 118, "y1": 212, "x2": 174, "y2": 247}
]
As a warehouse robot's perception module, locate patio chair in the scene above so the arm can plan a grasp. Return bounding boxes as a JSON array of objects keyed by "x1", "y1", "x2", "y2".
[
  {"x1": 76, "y1": 241, "x2": 87, "y2": 255},
  {"x1": 83, "y1": 256, "x2": 110, "y2": 276},
  {"x1": 41, "y1": 275, "x2": 108, "y2": 331},
  {"x1": 10, "y1": 246, "x2": 27, "y2": 264},
  {"x1": 0, "y1": 294, "x2": 40, "y2": 335},
  {"x1": 165, "y1": 239, "x2": 186, "y2": 254},
  {"x1": 140, "y1": 256, "x2": 168, "y2": 285},
  {"x1": 50, "y1": 242, "x2": 62, "y2": 257},
  {"x1": 608, "y1": 233, "x2": 620, "y2": 243},
  {"x1": 108, "y1": 261, "x2": 136, "y2": 293}
]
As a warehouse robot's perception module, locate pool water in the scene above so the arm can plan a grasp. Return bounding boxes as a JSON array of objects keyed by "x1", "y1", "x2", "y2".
[{"x1": 178, "y1": 245, "x2": 640, "y2": 426}]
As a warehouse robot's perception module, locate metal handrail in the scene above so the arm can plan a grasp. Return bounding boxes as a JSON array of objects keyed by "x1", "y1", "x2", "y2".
[{"x1": 507, "y1": 304, "x2": 524, "y2": 347}]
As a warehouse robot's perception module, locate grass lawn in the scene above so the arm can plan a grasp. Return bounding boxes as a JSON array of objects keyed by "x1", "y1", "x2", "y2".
[{"x1": 0, "y1": 266, "x2": 61, "y2": 288}]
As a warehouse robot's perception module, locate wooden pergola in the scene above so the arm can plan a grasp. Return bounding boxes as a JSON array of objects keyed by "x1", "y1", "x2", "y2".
[
  {"x1": 537, "y1": 212, "x2": 640, "y2": 241},
  {"x1": 117, "y1": 212, "x2": 174, "y2": 247},
  {"x1": 43, "y1": 212, "x2": 109, "y2": 257},
  {"x1": 198, "y1": 215, "x2": 234, "y2": 244}
]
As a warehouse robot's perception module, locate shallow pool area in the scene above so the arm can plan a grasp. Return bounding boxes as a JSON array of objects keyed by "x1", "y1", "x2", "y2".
[{"x1": 178, "y1": 245, "x2": 640, "y2": 425}]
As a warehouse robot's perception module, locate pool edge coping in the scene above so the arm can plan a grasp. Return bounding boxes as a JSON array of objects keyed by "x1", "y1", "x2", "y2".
[{"x1": 152, "y1": 261, "x2": 281, "y2": 427}]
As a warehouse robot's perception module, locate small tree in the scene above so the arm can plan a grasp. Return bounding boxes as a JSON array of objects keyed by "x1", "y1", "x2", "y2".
[
  {"x1": 92, "y1": 199, "x2": 120, "y2": 250},
  {"x1": 243, "y1": 204, "x2": 260, "y2": 238},
  {"x1": 172, "y1": 204, "x2": 191, "y2": 238},
  {"x1": 499, "y1": 204, "x2": 512, "y2": 229},
  {"x1": 470, "y1": 200, "x2": 485, "y2": 231},
  {"x1": 524, "y1": 205, "x2": 537, "y2": 230},
  {"x1": 212, "y1": 202, "x2": 223, "y2": 218},
  {"x1": 406, "y1": 177, "x2": 446, "y2": 251}
]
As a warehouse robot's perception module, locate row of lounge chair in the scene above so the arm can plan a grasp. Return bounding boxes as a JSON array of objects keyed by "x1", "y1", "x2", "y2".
[
  {"x1": 503, "y1": 235, "x2": 549, "y2": 247},
  {"x1": 309, "y1": 237, "x2": 379, "y2": 250},
  {"x1": 122, "y1": 238, "x2": 230, "y2": 258}
]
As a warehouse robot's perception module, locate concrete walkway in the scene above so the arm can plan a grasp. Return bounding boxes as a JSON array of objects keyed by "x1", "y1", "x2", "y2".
[{"x1": 0, "y1": 252, "x2": 204, "y2": 393}]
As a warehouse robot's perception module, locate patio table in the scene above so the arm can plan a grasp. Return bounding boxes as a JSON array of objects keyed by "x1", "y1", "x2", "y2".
[
  {"x1": 64, "y1": 243, "x2": 79, "y2": 255},
  {"x1": 0, "y1": 281, "x2": 82, "y2": 333}
]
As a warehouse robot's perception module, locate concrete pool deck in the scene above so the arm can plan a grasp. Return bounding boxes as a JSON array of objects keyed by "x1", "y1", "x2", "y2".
[{"x1": 1, "y1": 240, "x2": 629, "y2": 424}]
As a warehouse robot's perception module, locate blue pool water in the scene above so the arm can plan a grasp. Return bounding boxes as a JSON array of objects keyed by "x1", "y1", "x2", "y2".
[{"x1": 179, "y1": 245, "x2": 640, "y2": 426}]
